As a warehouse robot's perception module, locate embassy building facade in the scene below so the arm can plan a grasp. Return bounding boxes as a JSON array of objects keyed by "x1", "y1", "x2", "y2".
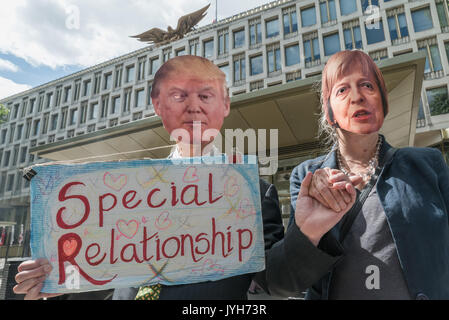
[{"x1": 0, "y1": 0, "x2": 449, "y2": 254}]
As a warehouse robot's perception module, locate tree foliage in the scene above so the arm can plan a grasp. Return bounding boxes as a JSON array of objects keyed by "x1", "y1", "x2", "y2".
[
  {"x1": 429, "y1": 92, "x2": 449, "y2": 116},
  {"x1": 0, "y1": 104, "x2": 10, "y2": 124}
]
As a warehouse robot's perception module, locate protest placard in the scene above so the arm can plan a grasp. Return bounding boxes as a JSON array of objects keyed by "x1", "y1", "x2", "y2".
[{"x1": 29, "y1": 155, "x2": 264, "y2": 293}]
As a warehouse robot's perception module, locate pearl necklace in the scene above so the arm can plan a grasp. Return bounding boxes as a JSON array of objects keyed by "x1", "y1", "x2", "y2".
[{"x1": 337, "y1": 136, "x2": 382, "y2": 183}]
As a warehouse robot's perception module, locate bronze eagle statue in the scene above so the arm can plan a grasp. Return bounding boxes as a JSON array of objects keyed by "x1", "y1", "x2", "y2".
[{"x1": 130, "y1": 4, "x2": 211, "y2": 47}]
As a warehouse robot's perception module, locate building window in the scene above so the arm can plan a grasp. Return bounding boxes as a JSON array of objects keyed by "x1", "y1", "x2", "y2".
[
  {"x1": 304, "y1": 32, "x2": 320, "y2": 66},
  {"x1": 45, "y1": 92, "x2": 53, "y2": 109},
  {"x1": 320, "y1": 0, "x2": 337, "y2": 24},
  {"x1": 83, "y1": 80, "x2": 91, "y2": 97},
  {"x1": 418, "y1": 38, "x2": 443, "y2": 77},
  {"x1": 6, "y1": 174, "x2": 14, "y2": 191},
  {"x1": 369, "y1": 48, "x2": 388, "y2": 62},
  {"x1": 69, "y1": 108, "x2": 78, "y2": 126},
  {"x1": 12, "y1": 146, "x2": 19, "y2": 166},
  {"x1": 50, "y1": 114, "x2": 58, "y2": 131},
  {"x1": 42, "y1": 113, "x2": 49, "y2": 134},
  {"x1": 323, "y1": 32, "x2": 341, "y2": 56},
  {"x1": 149, "y1": 58, "x2": 159, "y2": 75},
  {"x1": 33, "y1": 119, "x2": 41, "y2": 136},
  {"x1": 60, "y1": 107, "x2": 68, "y2": 129},
  {"x1": 25, "y1": 118, "x2": 32, "y2": 138},
  {"x1": 250, "y1": 54, "x2": 263, "y2": 76},
  {"x1": 20, "y1": 100, "x2": 27, "y2": 119},
  {"x1": 114, "y1": 65, "x2": 123, "y2": 88},
  {"x1": 163, "y1": 48, "x2": 172, "y2": 62},
  {"x1": 8, "y1": 124, "x2": 15, "y2": 144},
  {"x1": 233, "y1": 54, "x2": 246, "y2": 84},
  {"x1": 137, "y1": 58, "x2": 146, "y2": 81},
  {"x1": 3, "y1": 151, "x2": 10, "y2": 168},
  {"x1": 37, "y1": 93, "x2": 44, "y2": 112},
  {"x1": 445, "y1": 41, "x2": 449, "y2": 64},
  {"x1": 249, "y1": 18, "x2": 262, "y2": 47},
  {"x1": 176, "y1": 47, "x2": 186, "y2": 56},
  {"x1": 20, "y1": 146, "x2": 27, "y2": 164},
  {"x1": 74, "y1": 81, "x2": 81, "y2": 102},
  {"x1": 63, "y1": 86, "x2": 72, "y2": 104},
  {"x1": 365, "y1": 19, "x2": 385, "y2": 45},
  {"x1": 411, "y1": 7, "x2": 433, "y2": 33},
  {"x1": 340, "y1": 0, "x2": 357, "y2": 16},
  {"x1": 54, "y1": 86, "x2": 61, "y2": 107},
  {"x1": 16, "y1": 124, "x2": 23, "y2": 141},
  {"x1": 126, "y1": 65, "x2": 135, "y2": 83},
  {"x1": 111, "y1": 96, "x2": 120, "y2": 114},
  {"x1": 28, "y1": 98, "x2": 35, "y2": 114},
  {"x1": 147, "y1": 82, "x2": 153, "y2": 106},
  {"x1": 267, "y1": 43, "x2": 281, "y2": 73},
  {"x1": 266, "y1": 18, "x2": 279, "y2": 38},
  {"x1": 0, "y1": 129, "x2": 6, "y2": 144},
  {"x1": 219, "y1": 64, "x2": 230, "y2": 83},
  {"x1": 203, "y1": 39, "x2": 214, "y2": 59},
  {"x1": 123, "y1": 88, "x2": 132, "y2": 113},
  {"x1": 12, "y1": 104, "x2": 19, "y2": 119},
  {"x1": 233, "y1": 29, "x2": 245, "y2": 49},
  {"x1": 93, "y1": 72, "x2": 101, "y2": 94},
  {"x1": 218, "y1": 29, "x2": 229, "y2": 56},
  {"x1": 135, "y1": 89, "x2": 145, "y2": 108},
  {"x1": 189, "y1": 39, "x2": 200, "y2": 56},
  {"x1": 436, "y1": 0, "x2": 449, "y2": 31},
  {"x1": 250, "y1": 80, "x2": 264, "y2": 92},
  {"x1": 89, "y1": 102, "x2": 98, "y2": 120},
  {"x1": 426, "y1": 86, "x2": 449, "y2": 116},
  {"x1": 80, "y1": 102, "x2": 88, "y2": 124},
  {"x1": 100, "y1": 95, "x2": 109, "y2": 118},
  {"x1": 343, "y1": 20, "x2": 362, "y2": 49},
  {"x1": 283, "y1": 6, "x2": 298, "y2": 35},
  {"x1": 361, "y1": 0, "x2": 379, "y2": 13},
  {"x1": 103, "y1": 73, "x2": 112, "y2": 90},
  {"x1": 301, "y1": 6, "x2": 317, "y2": 27},
  {"x1": 285, "y1": 44, "x2": 300, "y2": 66},
  {"x1": 387, "y1": 7, "x2": 409, "y2": 44}
]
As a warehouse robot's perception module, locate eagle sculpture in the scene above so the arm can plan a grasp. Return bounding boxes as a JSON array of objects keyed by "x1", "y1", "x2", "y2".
[{"x1": 131, "y1": 4, "x2": 211, "y2": 47}]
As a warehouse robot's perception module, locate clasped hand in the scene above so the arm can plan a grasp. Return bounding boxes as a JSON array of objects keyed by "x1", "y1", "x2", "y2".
[{"x1": 295, "y1": 168, "x2": 362, "y2": 246}]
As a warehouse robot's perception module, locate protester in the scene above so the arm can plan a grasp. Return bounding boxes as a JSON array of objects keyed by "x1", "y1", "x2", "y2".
[
  {"x1": 13, "y1": 55, "x2": 284, "y2": 300},
  {"x1": 256, "y1": 50, "x2": 449, "y2": 300}
]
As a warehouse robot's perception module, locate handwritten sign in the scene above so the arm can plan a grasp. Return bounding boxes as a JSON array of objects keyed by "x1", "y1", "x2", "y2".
[{"x1": 29, "y1": 156, "x2": 265, "y2": 293}]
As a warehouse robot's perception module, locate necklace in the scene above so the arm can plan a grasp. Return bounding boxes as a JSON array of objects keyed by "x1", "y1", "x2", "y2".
[{"x1": 337, "y1": 136, "x2": 382, "y2": 183}]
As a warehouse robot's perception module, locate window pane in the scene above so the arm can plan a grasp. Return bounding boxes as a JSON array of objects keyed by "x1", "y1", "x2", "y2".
[
  {"x1": 344, "y1": 29, "x2": 353, "y2": 49},
  {"x1": 234, "y1": 60, "x2": 240, "y2": 81},
  {"x1": 266, "y1": 19, "x2": 279, "y2": 38},
  {"x1": 354, "y1": 26, "x2": 362, "y2": 48},
  {"x1": 304, "y1": 40, "x2": 312, "y2": 63},
  {"x1": 320, "y1": 2, "x2": 329, "y2": 24},
  {"x1": 323, "y1": 33, "x2": 340, "y2": 56},
  {"x1": 412, "y1": 7, "x2": 433, "y2": 32},
  {"x1": 313, "y1": 38, "x2": 320, "y2": 60},
  {"x1": 362, "y1": 0, "x2": 378, "y2": 12},
  {"x1": 340, "y1": 0, "x2": 356, "y2": 16},
  {"x1": 234, "y1": 30, "x2": 245, "y2": 48},
  {"x1": 283, "y1": 14, "x2": 290, "y2": 34},
  {"x1": 437, "y1": 3, "x2": 449, "y2": 28},
  {"x1": 219, "y1": 64, "x2": 230, "y2": 83},
  {"x1": 430, "y1": 45, "x2": 443, "y2": 72},
  {"x1": 268, "y1": 51, "x2": 274, "y2": 73},
  {"x1": 301, "y1": 7, "x2": 316, "y2": 27},
  {"x1": 427, "y1": 86, "x2": 449, "y2": 116},
  {"x1": 250, "y1": 55, "x2": 263, "y2": 75},
  {"x1": 446, "y1": 42, "x2": 449, "y2": 63},
  {"x1": 398, "y1": 13, "x2": 409, "y2": 38},
  {"x1": 388, "y1": 16, "x2": 398, "y2": 41},
  {"x1": 419, "y1": 47, "x2": 431, "y2": 73},
  {"x1": 365, "y1": 20, "x2": 385, "y2": 44},
  {"x1": 204, "y1": 40, "x2": 214, "y2": 58},
  {"x1": 285, "y1": 44, "x2": 300, "y2": 66},
  {"x1": 291, "y1": 12, "x2": 298, "y2": 32}
]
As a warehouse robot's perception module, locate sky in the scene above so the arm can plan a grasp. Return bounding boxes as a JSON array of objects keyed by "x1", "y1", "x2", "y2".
[{"x1": 0, "y1": 0, "x2": 275, "y2": 100}]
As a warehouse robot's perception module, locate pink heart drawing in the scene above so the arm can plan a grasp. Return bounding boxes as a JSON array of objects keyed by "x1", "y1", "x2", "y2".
[
  {"x1": 63, "y1": 238, "x2": 78, "y2": 256},
  {"x1": 103, "y1": 172, "x2": 128, "y2": 191},
  {"x1": 183, "y1": 166, "x2": 199, "y2": 183},
  {"x1": 116, "y1": 219, "x2": 139, "y2": 239},
  {"x1": 238, "y1": 198, "x2": 256, "y2": 218}
]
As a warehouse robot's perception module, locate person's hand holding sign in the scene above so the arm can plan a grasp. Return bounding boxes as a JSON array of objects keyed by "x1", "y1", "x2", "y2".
[{"x1": 13, "y1": 258, "x2": 62, "y2": 300}]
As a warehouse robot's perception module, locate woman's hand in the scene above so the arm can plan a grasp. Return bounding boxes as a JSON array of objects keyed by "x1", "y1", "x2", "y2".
[
  {"x1": 13, "y1": 258, "x2": 63, "y2": 300},
  {"x1": 295, "y1": 172, "x2": 357, "y2": 246},
  {"x1": 309, "y1": 168, "x2": 362, "y2": 211}
]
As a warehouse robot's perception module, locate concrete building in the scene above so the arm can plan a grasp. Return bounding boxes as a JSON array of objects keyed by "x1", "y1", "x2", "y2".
[{"x1": 0, "y1": 0, "x2": 448, "y2": 254}]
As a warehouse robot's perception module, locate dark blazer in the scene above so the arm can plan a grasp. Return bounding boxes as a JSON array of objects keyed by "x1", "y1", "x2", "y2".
[
  {"x1": 113, "y1": 179, "x2": 284, "y2": 300},
  {"x1": 258, "y1": 137, "x2": 449, "y2": 300}
]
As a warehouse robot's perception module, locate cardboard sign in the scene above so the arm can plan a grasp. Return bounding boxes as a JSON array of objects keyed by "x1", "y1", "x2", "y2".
[{"x1": 29, "y1": 156, "x2": 265, "y2": 293}]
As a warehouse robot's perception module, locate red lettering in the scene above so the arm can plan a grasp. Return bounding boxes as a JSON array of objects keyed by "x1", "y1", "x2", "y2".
[
  {"x1": 194, "y1": 233, "x2": 210, "y2": 257},
  {"x1": 181, "y1": 185, "x2": 207, "y2": 206},
  {"x1": 211, "y1": 218, "x2": 228, "y2": 258},
  {"x1": 122, "y1": 190, "x2": 142, "y2": 209},
  {"x1": 99, "y1": 193, "x2": 116, "y2": 228},
  {"x1": 85, "y1": 243, "x2": 106, "y2": 266},
  {"x1": 171, "y1": 183, "x2": 179, "y2": 206},
  {"x1": 120, "y1": 243, "x2": 143, "y2": 263},
  {"x1": 56, "y1": 182, "x2": 90, "y2": 229},
  {"x1": 110, "y1": 229, "x2": 118, "y2": 264},
  {"x1": 57, "y1": 233, "x2": 116, "y2": 285},
  {"x1": 162, "y1": 236, "x2": 181, "y2": 259},
  {"x1": 139, "y1": 227, "x2": 157, "y2": 262},
  {"x1": 180, "y1": 234, "x2": 203, "y2": 263},
  {"x1": 209, "y1": 173, "x2": 223, "y2": 204},
  {"x1": 237, "y1": 228, "x2": 253, "y2": 262},
  {"x1": 147, "y1": 188, "x2": 167, "y2": 208}
]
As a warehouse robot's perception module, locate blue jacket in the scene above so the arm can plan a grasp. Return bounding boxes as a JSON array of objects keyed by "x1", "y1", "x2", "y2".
[{"x1": 261, "y1": 137, "x2": 449, "y2": 300}]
